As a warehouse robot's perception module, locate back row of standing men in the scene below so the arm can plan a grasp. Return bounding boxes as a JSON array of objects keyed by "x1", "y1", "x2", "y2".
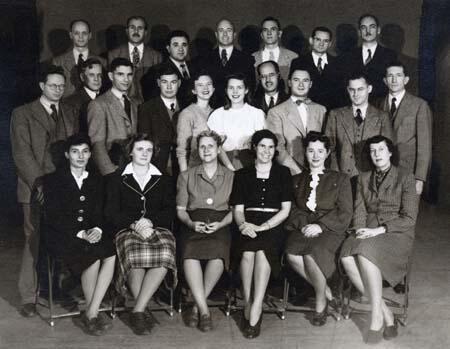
[{"x1": 10, "y1": 13, "x2": 431, "y2": 315}]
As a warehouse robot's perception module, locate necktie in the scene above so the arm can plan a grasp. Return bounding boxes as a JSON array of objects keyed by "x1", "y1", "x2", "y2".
[
  {"x1": 123, "y1": 94, "x2": 131, "y2": 122},
  {"x1": 50, "y1": 104, "x2": 58, "y2": 122},
  {"x1": 355, "y1": 108, "x2": 363, "y2": 126},
  {"x1": 78, "y1": 53, "x2": 84, "y2": 65},
  {"x1": 170, "y1": 103, "x2": 175, "y2": 112},
  {"x1": 180, "y1": 64, "x2": 189, "y2": 79},
  {"x1": 221, "y1": 49, "x2": 228, "y2": 67},
  {"x1": 317, "y1": 57, "x2": 323, "y2": 74},
  {"x1": 132, "y1": 46, "x2": 140, "y2": 66},
  {"x1": 390, "y1": 97, "x2": 397, "y2": 118},
  {"x1": 295, "y1": 99, "x2": 302, "y2": 106},
  {"x1": 269, "y1": 50, "x2": 275, "y2": 61},
  {"x1": 364, "y1": 49, "x2": 372, "y2": 65},
  {"x1": 268, "y1": 96, "x2": 275, "y2": 109}
]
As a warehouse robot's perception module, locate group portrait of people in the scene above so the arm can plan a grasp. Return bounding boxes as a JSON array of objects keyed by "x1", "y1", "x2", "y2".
[{"x1": 10, "y1": 11, "x2": 432, "y2": 345}]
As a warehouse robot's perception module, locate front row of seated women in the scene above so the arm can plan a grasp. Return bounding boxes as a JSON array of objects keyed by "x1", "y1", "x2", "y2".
[{"x1": 43, "y1": 130, "x2": 418, "y2": 344}]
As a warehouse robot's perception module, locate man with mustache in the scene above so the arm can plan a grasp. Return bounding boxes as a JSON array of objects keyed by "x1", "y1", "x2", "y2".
[{"x1": 108, "y1": 16, "x2": 162, "y2": 104}]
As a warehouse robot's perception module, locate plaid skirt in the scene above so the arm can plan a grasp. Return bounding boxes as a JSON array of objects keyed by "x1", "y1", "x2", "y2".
[{"x1": 115, "y1": 227, "x2": 177, "y2": 296}]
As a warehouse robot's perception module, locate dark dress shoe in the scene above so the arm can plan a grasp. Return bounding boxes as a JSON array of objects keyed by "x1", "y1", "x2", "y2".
[
  {"x1": 20, "y1": 303, "x2": 37, "y2": 318},
  {"x1": 383, "y1": 321, "x2": 398, "y2": 340},
  {"x1": 81, "y1": 313, "x2": 104, "y2": 336},
  {"x1": 130, "y1": 312, "x2": 148, "y2": 335},
  {"x1": 311, "y1": 302, "x2": 328, "y2": 326},
  {"x1": 97, "y1": 312, "x2": 113, "y2": 331},
  {"x1": 241, "y1": 314, "x2": 249, "y2": 333},
  {"x1": 366, "y1": 326, "x2": 384, "y2": 344},
  {"x1": 244, "y1": 313, "x2": 263, "y2": 339},
  {"x1": 186, "y1": 307, "x2": 199, "y2": 328},
  {"x1": 198, "y1": 314, "x2": 213, "y2": 332}
]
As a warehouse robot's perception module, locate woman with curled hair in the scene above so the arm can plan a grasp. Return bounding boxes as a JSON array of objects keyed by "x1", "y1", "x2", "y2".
[
  {"x1": 284, "y1": 131, "x2": 353, "y2": 326},
  {"x1": 230, "y1": 129, "x2": 292, "y2": 339},
  {"x1": 176, "y1": 71, "x2": 216, "y2": 172},
  {"x1": 104, "y1": 133, "x2": 177, "y2": 336},
  {"x1": 208, "y1": 73, "x2": 265, "y2": 172},
  {"x1": 340, "y1": 135, "x2": 419, "y2": 344},
  {"x1": 43, "y1": 134, "x2": 116, "y2": 335},
  {"x1": 176, "y1": 130, "x2": 234, "y2": 332}
]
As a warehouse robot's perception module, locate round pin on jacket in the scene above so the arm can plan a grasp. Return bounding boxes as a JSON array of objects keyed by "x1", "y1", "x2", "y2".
[{"x1": 206, "y1": 198, "x2": 213, "y2": 205}]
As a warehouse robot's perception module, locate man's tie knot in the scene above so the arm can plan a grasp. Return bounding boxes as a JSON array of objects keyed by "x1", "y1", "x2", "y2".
[
  {"x1": 355, "y1": 108, "x2": 363, "y2": 126},
  {"x1": 221, "y1": 49, "x2": 228, "y2": 67},
  {"x1": 364, "y1": 49, "x2": 372, "y2": 65},
  {"x1": 170, "y1": 103, "x2": 175, "y2": 112},
  {"x1": 78, "y1": 53, "x2": 85, "y2": 65},
  {"x1": 295, "y1": 99, "x2": 303, "y2": 106}
]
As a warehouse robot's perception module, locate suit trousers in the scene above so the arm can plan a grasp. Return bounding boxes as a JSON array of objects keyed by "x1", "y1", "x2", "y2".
[{"x1": 18, "y1": 203, "x2": 41, "y2": 304}]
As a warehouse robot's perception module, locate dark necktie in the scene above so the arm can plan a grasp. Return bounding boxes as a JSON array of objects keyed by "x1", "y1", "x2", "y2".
[
  {"x1": 390, "y1": 97, "x2": 397, "y2": 118},
  {"x1": 50, "y1": 104, "x2": 58, "y2": 122},
  {"x1": 170, "y1": 103, "x2": 175, "y2": 112},
  {"x1": 355, "y1": 108, "x2": 363, "y2": 126},
  {"x1": 317, "y1": 57, "x2": 323, "y2": 74},
  {"x1": 180, "y1": 64, "x2": 189, "y2": 79},
  {"x1": 268, "y1": 96, "x2": 275, "y2": 109},
  {"x1": 78, "y1": 53, "x2": 84, "y2": 65},
  {"x1": 364, "y1": 49, "x2": 372, "y2": 65},
  {"x1": 295, "y1": 99, "x2": 303, "y2": 106},
  {"x1": 221, "y1": 49, "x2": 228, "y2": 67},
  {"x1": 123, "y1": 94, "x2": 131, "y2": 122},
  {"x1": 132, "y1": 46, "x2": 140, "y2": 66}
]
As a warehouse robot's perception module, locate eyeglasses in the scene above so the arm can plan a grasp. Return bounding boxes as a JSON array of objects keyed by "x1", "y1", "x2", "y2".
[
  {"x1": 260, "y1": 73, "x2": 278, "y2": 80},
  {"x1": 46, "y1": 84, "x2": 65, "y2": 91}
]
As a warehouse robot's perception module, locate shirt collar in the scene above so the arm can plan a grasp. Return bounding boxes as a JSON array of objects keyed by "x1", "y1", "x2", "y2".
[
  {"x1": 71, "y1": 170, "x2": 89, "y2": 188},
  {"x1": 73, "y1": 48, "x2": 89, "y2": 62},
  {"x1": 218, "y1": 46, "x2": 234, "y2": 58},
  {"x1": 362, "y1": 42, "x2": 378, "y2": 53},
  {"x1": 128, "y1": 42, "x2": 144, "y2": 56},
  {"x1": 352, "y1": 104, "x2": 369, "y2": 118},
  {"x1": 111, "y1": 87, "x2": 126, "y2": 100},
  {"x1": 161, "y1": 96, "x2": 178, "y2": 110},
  {"x1": 290, "y1": 96, "x2": 311, "y2": 105},
  {"x1": 39, "y1": 96, "x2": 59, "y2": 114},
  {"x1": 84, "y1": 86, "x2": 98, "y2": 100},
  {"x1": 265, "y1": 92, "x2": 279, "y2": 104},
  {"x1": 169, "y1": 57, "x2": 187, "y2": 72},
  {"x1": 311, "y1": 51, "x2": 328, "y2": 66},
  {"x1": 122, "y1": 162, "x2": 161, "y2": 176},
  {"x1": 195, "y1": 163, "x2": 225, "y2": 180},
  {"x1": 389, "y1": 89, "x2": 406, "y2": 105}
]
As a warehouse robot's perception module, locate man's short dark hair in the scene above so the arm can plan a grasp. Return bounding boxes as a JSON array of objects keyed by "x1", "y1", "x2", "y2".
[
  {"x1": 69, "y1": 19, "x2": 91, "y2": 32},
  {"x1": 358, "y1": 13, "x2": 380, "y2": 27},
  {"x1": 109, "y1": 58, "x2": 134, "y2": 73},
  {"x1": 166, "y1": 30, "x2": 190, "y2": 46},
  {"x1": 385, "y1": 61, "x2": 409, "y2": 77},
  {"x1": 126, "y1": 16, "x2": 147, "y2": 30},
  {"x1": 347, "y1": 71, "x2": 371, "y2": 86},
  {"x1": 256, "y1": 60, "x2": 280, "y2": 76},
  {"x1": 156, "y1": 65, "x2": 180, "y2": 80},
  {"x1": 215, "y1": 18, "x2": 235, "y2": 31},
  {"x1": 79, "y1": 57, "x2": 103, "y2": 74},
  {"x1": 260, "y1": 16, "x2": 281, "y2": 30},
  {"x1": 65, "y1": 133, "x2": 92, "y2": 153},
  {"x1": 311, "y1": 26, "x2": 333, "y2": 40},
  {"x1": 39, "y1": 65, "x2": 66, "y2": 83},
  {"x1": 288, "y1": 66, "x2": 312, "y2": 80}
]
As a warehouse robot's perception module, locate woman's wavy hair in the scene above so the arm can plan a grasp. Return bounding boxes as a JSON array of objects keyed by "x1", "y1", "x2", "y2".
[
  {"x1": 302, "y1": 131, "x2": 331, "y2": 170},
  {"x1": 223, "y1": 73, "x2": 252, "y2": 110},
  {"x1": 249, "y1": 129, "x2": 279, "y2": 159},
  {"x1": 364, "y1": 134, "x2": 398, "y2": 167}
]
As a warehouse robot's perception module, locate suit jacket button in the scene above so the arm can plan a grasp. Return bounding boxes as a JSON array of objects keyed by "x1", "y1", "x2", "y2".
[
  {"x1": 77, "y1": 216, "x2": 84, "y2": 222},
  {"x1": 80, "y1": 195, "x2": 86, "y2": 201}
]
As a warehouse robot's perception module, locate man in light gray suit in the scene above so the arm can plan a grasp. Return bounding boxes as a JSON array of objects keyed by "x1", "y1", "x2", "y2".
[
  {"x1": 267, "y1": 68, "x2": 326, "y2": 174},
  {"x1": 10, "y1": 65, "x2": 78, "y2": 317},
  {"x1": 252, "y1": 16, "x2": 298, "y2": 88},
  {"x1": 88, "y1": 58, "x2": 138, "y2": 175},
  {"x1": 53, "y1": 19, "x2": 105, "y2": 97},
  {"x1": 380, "y1": 61, "x2": 432, "y2": 195}
]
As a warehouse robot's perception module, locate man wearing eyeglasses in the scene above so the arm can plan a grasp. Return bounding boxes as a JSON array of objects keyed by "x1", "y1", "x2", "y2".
[
  {"x1": 10, "y1": 65, "x2": 79, "y2": 318},
  {"x1": 108, "y1": 16, "x2": 162, "y2": 104},
  {"x1": 252, "y1": 60, "x2": 288, "y2": 114},
  {"x1": 266, "y1": 68, "x2": 326, "y2": 174},
  {"x1": 290, "y1": 27, "x2": 339, "y2": 109}
]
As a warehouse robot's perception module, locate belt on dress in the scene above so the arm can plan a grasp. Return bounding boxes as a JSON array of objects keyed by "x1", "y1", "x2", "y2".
[{"x1": 245, "y1": 207, "x2": 279, "y2": 213}]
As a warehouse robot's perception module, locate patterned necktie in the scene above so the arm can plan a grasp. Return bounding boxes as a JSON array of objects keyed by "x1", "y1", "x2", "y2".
[
  {"x1": 180, "y1": 64, "x2": 189, "y2": 79},
  {"x1": 78, "y1": 53, "x2": 84, "y2": 65},
  {"x1": 364, "y1": 49, "x2": 372, "y2": 65},
  {"x1": 317, "y1": 57, "x2": 323, "y2": 74},
  {"x1": 221, "y1": 49, "x2": 228, "y2": 67},
  {"x1": 355, "y1": 108, "x2": 363, "y2": 126},
  {"x1": 123, "y1": 94, "x2": 131, "y2": 122},
  {"x1": 132, "y1": 46, "x2": 140, "y2": 66},
  {"x1": 268, "y1": 96, "x2": 275, "y2": 109},
  {"x1": 50, "y1": 104, "x2": 58, "y2": 122},
  {"x1": 390, "y1": 97, "x2": 397, "y2": 118}
]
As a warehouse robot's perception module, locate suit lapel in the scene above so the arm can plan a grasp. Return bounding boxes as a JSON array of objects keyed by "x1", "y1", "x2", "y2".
[
  {"x1": 392, "y1": 93, "x2": 411, "y2": 131},
  {"x1": 253, "y1": 51, "x2": 263, "y2": 66},
  {"x1": 106, "y1": 90, "x2": 130, "y2": 123},
  {"x1": 365, "y1": 105, "x2": 381, "y2": 132},
  {"x1": 340, "y1": 107, "x2": 355, "y2": 143},
  {"x1": 278, "y1": 48, "x2": 290, "y2": 66},
  {"x1": 29, "y1": 100, "x2": 54, "y2": 134},
  {"x1": 378, "y1": 166, "x2": 397, "y2": 193},
  {"x1": 286, "y1": 99, "x2": 306, "y2": 136}
]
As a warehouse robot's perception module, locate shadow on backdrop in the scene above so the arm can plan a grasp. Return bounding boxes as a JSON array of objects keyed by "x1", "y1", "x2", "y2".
[{"x1": 281, "y1": 25, "x2": 305, "y2": 55}]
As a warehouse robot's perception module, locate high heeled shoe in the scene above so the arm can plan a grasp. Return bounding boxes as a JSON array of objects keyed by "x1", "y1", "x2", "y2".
[
  {"x1": 383, "y1": 319, "x2": 398, "y2": 340},
  {"x1": 311, "y1": 301, "x2": 328, "y2": 326},
  {"x1": 244, "y1": 312, "x2": 263, "y2": 339}
]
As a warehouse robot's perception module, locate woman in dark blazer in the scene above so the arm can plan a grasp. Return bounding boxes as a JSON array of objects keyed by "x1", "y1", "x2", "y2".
[
  {"x1": 285, "y1": 132, "x2": 353, "y2": 326},
  {"x1": 340, "y1": 135, "x2": 419, "y2": 344},
  {"x1": 43, "y1": 134, "x2": 116, "y2": 336},
  {"x1": 104, "y1": 133, "x2": 177, "y2": 336}
]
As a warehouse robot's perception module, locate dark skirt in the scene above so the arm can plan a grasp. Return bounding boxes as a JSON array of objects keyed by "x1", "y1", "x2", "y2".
[
  {"x1": 115, "y1": 227, "x2": 178, "y2": 296},
  {"x1": 238, "y1": 211, "x2": 286, "y2": 278},
  {"x1": 48, "y1": 233, "x2": 115, "y2": 276},
  {"x1": 180, "y1": 209, "x2": 231, "y2": 269},
  {"x1": 340, "y1": 232, "x2": 414, "y2": 286}
]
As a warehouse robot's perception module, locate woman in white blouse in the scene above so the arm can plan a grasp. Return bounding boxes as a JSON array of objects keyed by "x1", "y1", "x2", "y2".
[{"x1": 208, "y1": 74, "x2": 265, "y2": 171}]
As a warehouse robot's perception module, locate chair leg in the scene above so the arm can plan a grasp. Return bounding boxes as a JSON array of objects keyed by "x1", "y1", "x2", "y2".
[
  {"x1": 47, "y1": 255, "x2": 55, "y2": 327},
  {"x1": 169, "y1": 287, "x2": 174, "y2": 317}
]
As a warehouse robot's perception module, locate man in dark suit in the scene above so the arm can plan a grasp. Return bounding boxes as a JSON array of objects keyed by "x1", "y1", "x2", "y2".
[
  {"x1": 325, "y1": 72, "x2": 393, "y2": 185},
  {"x1": 108, "y1": 16, "x2": 162, "y2": 104},
  {"x1": 142, "y1": 30, "x2": 194, "y2": 108},
  {"x1": 139, "y1": 66, "x2": 181, "y2": 176},
  {"x1": 338, "y1": 14, "x2": 397, "y2": 102},
  {"x1": 199, "y1": 18, "x2": 256, "y2": 108},
  {"x1": 10, "y1": 65, "x2": 79, "y2": 317},
  {"x1": 379, "y1": 61, "x2": 432, "y2": 195},
  {"x1": 53, "y1": 19, "x2": 105, "y2": 97},
  {"x1": 252, "y1": 60, "x2": 288, "y2": 113},
  {"x1": 64, "y1": 57, "x2": 104, "y2": 133},
  {"x1": 88, "y1": 58, "x2": 138, "y2": 175},
  {"x1": 290, "y1": 26, "x2": 339, "y2": 109}
]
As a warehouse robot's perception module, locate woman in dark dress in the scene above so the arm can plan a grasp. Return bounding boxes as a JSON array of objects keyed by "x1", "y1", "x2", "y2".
[
  {"x1": 176, "y1": 130, "x2": 234, "y2": 332},
  {"x1": 43, "y1": 134, "x2": 116, "y2": 336},
  {"x1": 340, "y1": 135, "x2": 419, "y2": 344},
  {"x1": 104, "y1": 134, "x2": 177, "y2": 336},
  {"x1": 230, "y1": 129, "x2": 292, "y2": 339},
  {"x1": 285, "y1": 132, "x2": 352, "y2": 326}
]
